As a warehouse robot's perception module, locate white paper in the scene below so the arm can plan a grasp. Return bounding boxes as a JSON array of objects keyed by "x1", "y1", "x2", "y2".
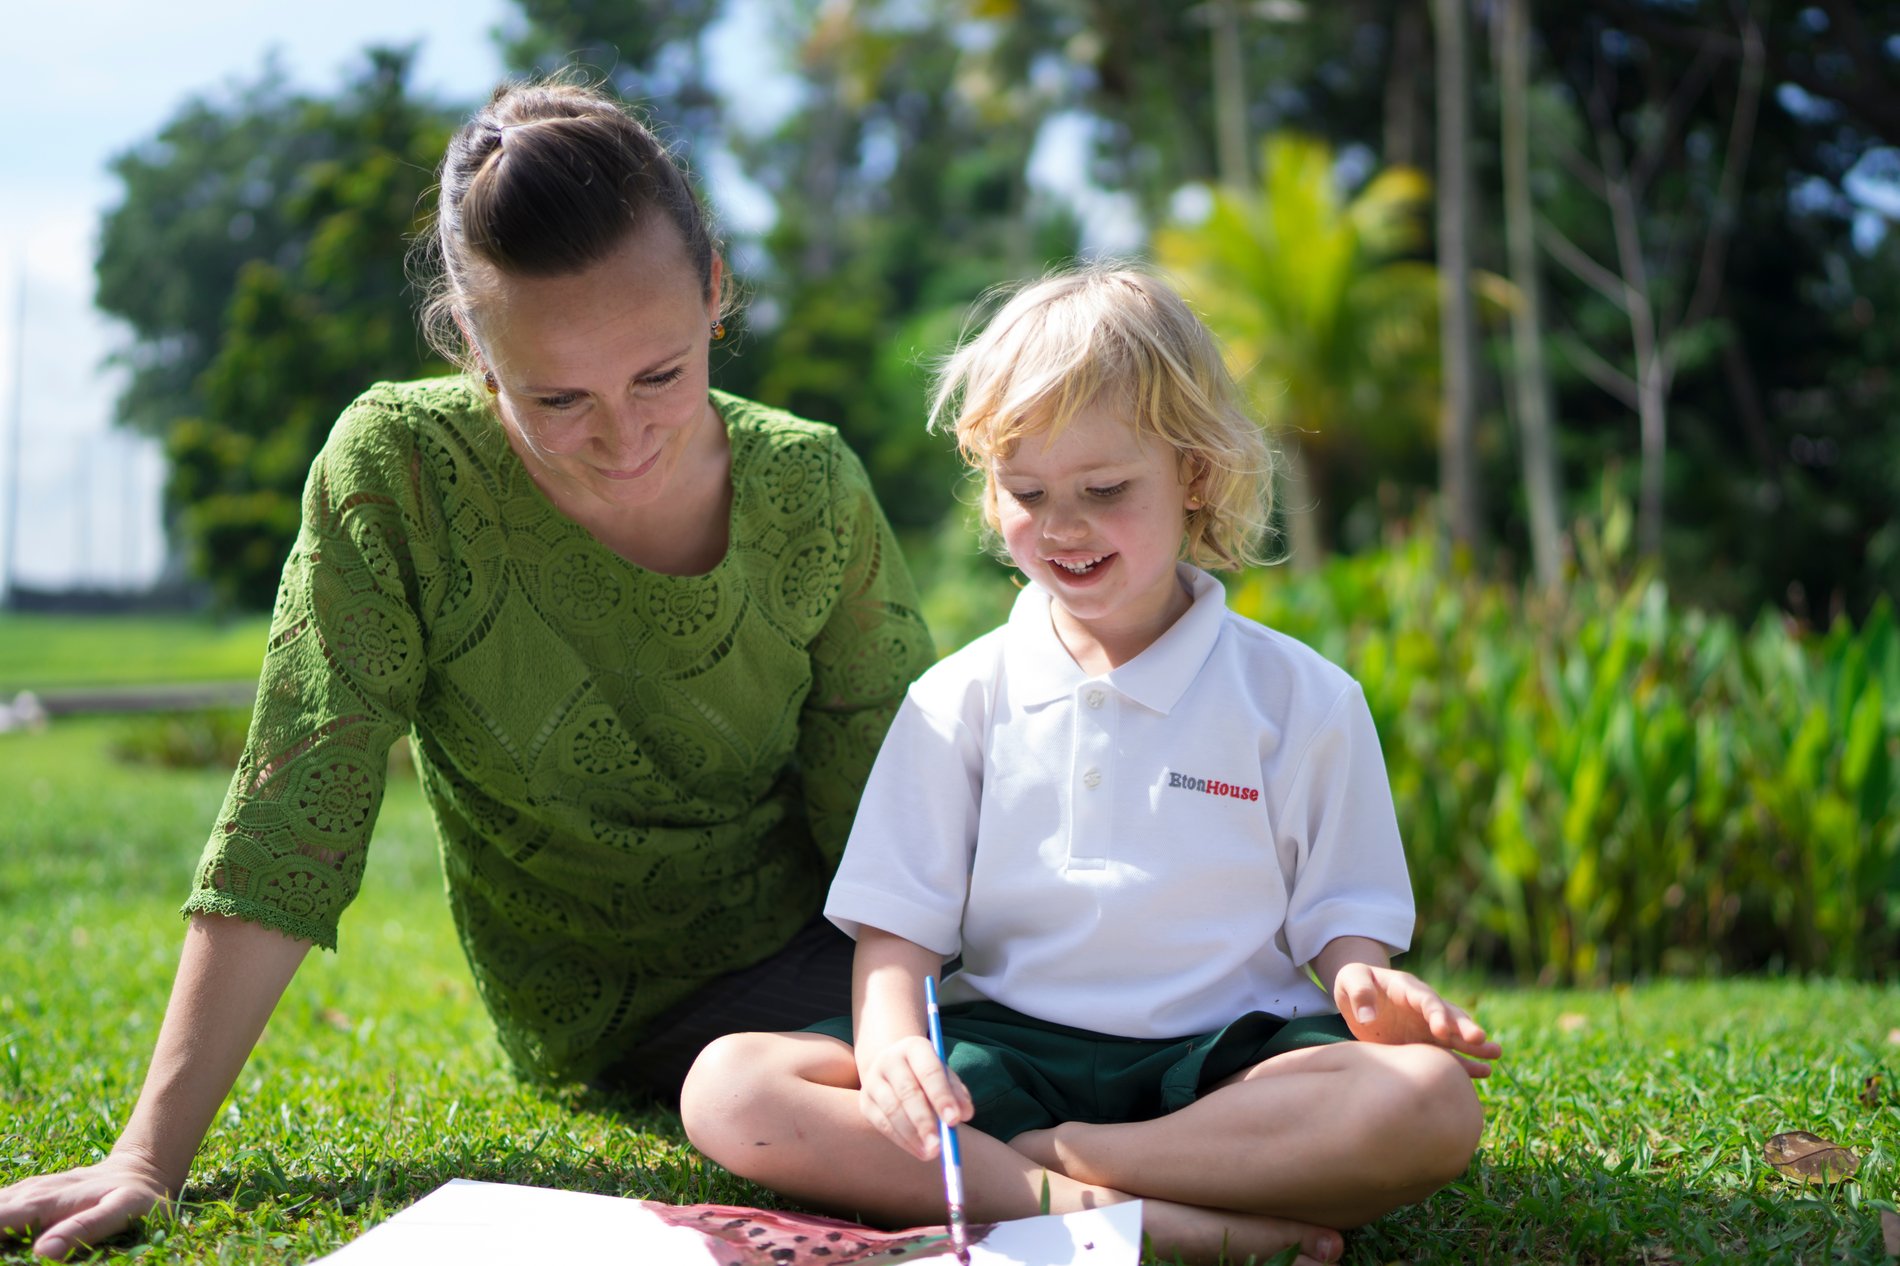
[
  {"x1": 307, "y1": 1179, "x2": 1142, "y2": 1266},
  {"x1": 307, "y1": 1180, "x2": 719, "y2": 1263}
]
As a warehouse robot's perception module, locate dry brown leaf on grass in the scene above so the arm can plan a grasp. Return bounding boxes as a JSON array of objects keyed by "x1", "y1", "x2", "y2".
[
  {"x1": 1881, "y1": 1207, "x2": 1900, "y2": 1258},
  {"x1": 1763, "y1": 1131, "x2": 1859, "y2": 1184}
]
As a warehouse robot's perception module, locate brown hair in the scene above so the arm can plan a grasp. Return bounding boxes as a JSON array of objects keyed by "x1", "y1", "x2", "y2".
[{"x1": 413, "y1": 75, "x2": 723, "y2": 370}]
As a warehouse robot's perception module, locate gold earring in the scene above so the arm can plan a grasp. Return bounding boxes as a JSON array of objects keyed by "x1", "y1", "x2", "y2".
[
  {"x1": 482, "y1": 371, "x2": 498, "y2": 394},
  {"x1": 1186, "y1": 496, "x2": 1204, "y2": 511},
  {"x1": 710, "y1": 319, "x2": 727, "y2": 342}
]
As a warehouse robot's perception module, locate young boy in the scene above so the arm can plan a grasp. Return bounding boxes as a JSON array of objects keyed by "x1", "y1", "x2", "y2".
[{"x1": 681, "y1": 268, "x2": 1501, "y2": 1266}]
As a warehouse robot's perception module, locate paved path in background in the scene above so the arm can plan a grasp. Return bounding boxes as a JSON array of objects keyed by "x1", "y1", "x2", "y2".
[{"x1": 9, "y1": 680, "x2": 258, "y2": 717}]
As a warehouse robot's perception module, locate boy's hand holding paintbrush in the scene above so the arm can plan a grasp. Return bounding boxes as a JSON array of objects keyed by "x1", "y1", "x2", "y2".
[
  {"x1": 851, "y1": 931, "x2": 976, "y2": 1165},
  {"x1": 855, "y1": 1030, "x2": 974, "y2": 1163},
  {"x1": 848, "y1": 949, "x2": 976, "y2": 1263}
]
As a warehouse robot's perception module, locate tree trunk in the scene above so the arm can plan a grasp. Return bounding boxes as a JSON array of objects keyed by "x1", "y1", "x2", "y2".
[
  {"x1": 1278, "y1": 441, "x2": 1323, "y2": 570},
  {"x1": 797, "y1": 82, "x2": 846, "y2": 280},
  {"x1": 1209, "y1": 0, "x2": 1249, "y2": 189},
  {"x1": 1637, "y1": 351, "x2": 1670, "y2": 561},
  {"x1": 1432, "y1": 0, "x2": 1481, "y2": 553},
  {"x1": 1498, "y1": 0, "x2": 1563, "y2": 589},
  {"x1": 1384, "y1": 2, "x2": 1428, "y2": 168}
]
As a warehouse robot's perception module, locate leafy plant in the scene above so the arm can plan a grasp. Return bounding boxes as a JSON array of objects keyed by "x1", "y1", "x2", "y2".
[
  {"x1": 1156, "y1": 134, "x2": 1441, "y2": 561},
  {"x1": 1229, "y1": 496, "x2": 1900, "y2": 983},
  {"x1": 109, "y1": 708, "x2": 253, "y2": 771}
]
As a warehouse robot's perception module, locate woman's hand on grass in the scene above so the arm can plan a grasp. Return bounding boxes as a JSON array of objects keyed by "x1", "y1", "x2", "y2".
[
  {"x1": 0, "y1": 1151, "x2": 173, "y2": 1260},
  {"x1": 1331, "y1": 962, "x2": 1503, "y2": 1077},
  {"x1": 856, "y1": 1034, "x2": 975, "y2": 1162},
  {"x1": 0, "y1": 916, "x2": 311, "y2": 1260}
]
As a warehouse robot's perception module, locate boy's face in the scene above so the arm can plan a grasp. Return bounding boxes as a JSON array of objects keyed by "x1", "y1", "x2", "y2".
[{"x1": 991, "y1": 398, "x2": 1199, "y2": 668}]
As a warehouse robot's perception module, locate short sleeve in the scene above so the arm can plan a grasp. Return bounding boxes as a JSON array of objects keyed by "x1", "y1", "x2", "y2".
[
  {"x1": 182, "y1": 394, "x2": 434, "y2": 950},
  {"x1": 1277, "y1": 682, "x2": 1416, "y2": 965},
  {"x1": 823, "y1": 685, "x2": 984, "y2": 958},
  {"x1": 795, "y1": 438, "x2": 935, "y2": 868}
]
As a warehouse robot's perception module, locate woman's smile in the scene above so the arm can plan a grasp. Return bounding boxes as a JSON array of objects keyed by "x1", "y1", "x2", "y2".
[
  {"x1": 595, "y1": 448, "x2": 665, "y2": 480},
  {"x1": 478, "y1": 219, "x2": 727, "y2": 520}
]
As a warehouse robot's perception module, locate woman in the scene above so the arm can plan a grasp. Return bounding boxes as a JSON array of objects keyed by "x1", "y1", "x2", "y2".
[{"x1": 0, "y1": 78, "x2": 934, "y2": 1259}]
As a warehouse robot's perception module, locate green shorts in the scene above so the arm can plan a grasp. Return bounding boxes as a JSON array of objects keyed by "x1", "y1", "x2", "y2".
[{"x1": 805, "y1": 1000, "x2": 1354, "y2": 1142}]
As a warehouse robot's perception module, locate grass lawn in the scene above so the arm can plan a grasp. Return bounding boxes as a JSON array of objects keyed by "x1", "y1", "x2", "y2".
[
  {"x1": 0, "y1": 614, "x2": 271, "y2": 694},
  {"x1": 2, "y1": 718, "x2": 1896, "y2": 1264}
]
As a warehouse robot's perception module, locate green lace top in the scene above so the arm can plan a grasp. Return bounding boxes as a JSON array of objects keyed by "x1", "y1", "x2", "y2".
[{"x1": 183, "y1": 379, "x2": 933, "y2": 1082}]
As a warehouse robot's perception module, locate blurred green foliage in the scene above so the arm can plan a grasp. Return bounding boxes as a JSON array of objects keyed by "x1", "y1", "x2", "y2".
[
  {"x1": 98, "y1": 49, "x2": 459, "y2": 609},
  {"x1": 107, "y1": 708, "x2": 255, "y2": 771},
  {"x1": 1157, "y1": 133, "x2": 1441, "y2": 558},
  {"x1": 1232, "y1": 491, "x2": 1900, "y2": 983},
  {"x1": 92, "y1": 3, "x2": 1900, "y2": 619}
]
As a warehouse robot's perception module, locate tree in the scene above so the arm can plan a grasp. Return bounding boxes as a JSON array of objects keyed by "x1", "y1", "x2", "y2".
[
  {"x1": 501, "y1": 0, "x2": 725, "y2": 159},
  {"x1": 1519, "y1": 0, "x2": 1899, "y2": 615},
  {"x1": 1536, "y1": 7, "x2": 1765, "y2": 563},
  {"x1": 737, "y1": 1, "x2": 1079, "y2": 529},
  {"x1": 1495, "y1": 0, "x2": 1564, "y2": 589},
  {"x1": 96, "y1": 58, "x2": 343, "y2": 439},
  {"x1": 103, "y1": 49, "x2": 459, "y2": 607},
  {"x1": 489, "y1": 0, "x2": 1900, "y2": 616},
  {"x1": 1432, "y1": 0, "x2": 1481, "y2": 553},
  {"x1": 1156, "y1": 135, "x2": 1440, "y2": 565}
]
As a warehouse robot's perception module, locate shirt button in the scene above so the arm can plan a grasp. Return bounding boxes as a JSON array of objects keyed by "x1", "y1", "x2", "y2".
[
  {"x1": 1086, "y1": 689, "x2": 1106, "y2": 709},
  {"x1": 1083, "y1": 767, "x2": 1102, "y2": 788}
]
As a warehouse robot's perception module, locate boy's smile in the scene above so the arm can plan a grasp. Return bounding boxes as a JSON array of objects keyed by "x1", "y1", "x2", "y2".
[{"x1": 992, "y1": 397, "x2": 1199, "y2": 673}]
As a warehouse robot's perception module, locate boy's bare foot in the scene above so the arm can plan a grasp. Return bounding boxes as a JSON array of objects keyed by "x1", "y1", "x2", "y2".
[
  {"x1": 1010, "y1": 1126, "x2": 1342, "y2": 1264},
  {"x1": 1139, "y1": 1196, "x2": 1343, "y2": 1266}
]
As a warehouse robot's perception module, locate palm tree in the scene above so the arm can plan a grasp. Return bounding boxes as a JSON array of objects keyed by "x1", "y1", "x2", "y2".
[{"x1": 1157, "y1": 134, "x2": 1441, "y2": 566}]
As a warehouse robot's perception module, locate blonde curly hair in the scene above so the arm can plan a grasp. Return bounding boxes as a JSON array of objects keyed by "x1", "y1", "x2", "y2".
[{"x1": 928, "y1": 265, "x2": 1274, "y2": 571}]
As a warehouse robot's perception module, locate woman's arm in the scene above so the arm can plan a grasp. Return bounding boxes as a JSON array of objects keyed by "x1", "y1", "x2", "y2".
[
  {"x1": 794, "y1": 438, "x2": 935, "y2": 869},
  {"x1": 0, "y1": 914, "x2": 310, "y2": 1260},
  {"x1": 849, "y1": 926, "x2": 972, "y2": 1162}
]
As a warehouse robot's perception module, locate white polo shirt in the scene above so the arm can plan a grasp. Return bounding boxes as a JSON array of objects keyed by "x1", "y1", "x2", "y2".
[{"x1": 825, "y1": 565, "x2": 1414, "y2": 1040}]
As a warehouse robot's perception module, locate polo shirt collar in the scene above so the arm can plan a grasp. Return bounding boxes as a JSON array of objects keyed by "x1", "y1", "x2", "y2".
[{"x1": 1003, "y1": 564, "x2": 1227, "y2": 715}]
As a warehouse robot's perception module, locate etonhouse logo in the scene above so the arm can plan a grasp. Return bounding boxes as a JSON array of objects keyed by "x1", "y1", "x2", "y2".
[{"x1": 1165, "y1": 770, "x2": 1261, "y2": 802}]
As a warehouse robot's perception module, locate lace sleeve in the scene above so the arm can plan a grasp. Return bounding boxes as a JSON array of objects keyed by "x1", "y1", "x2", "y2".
[
  {"x1": 182, "y1": 395, "x2": 434, "y2": 950},
  {"x1": 796, "y1": 438, "x2": 935, "y2": 869}
]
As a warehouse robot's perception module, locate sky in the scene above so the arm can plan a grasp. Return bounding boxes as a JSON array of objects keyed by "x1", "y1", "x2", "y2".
[{"x1": 0, "y1": 1, "x2": 535, "y2": 592}]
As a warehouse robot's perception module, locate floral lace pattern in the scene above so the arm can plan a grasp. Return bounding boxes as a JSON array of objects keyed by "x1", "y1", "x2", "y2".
[{"x1": 184, "y1": 381, "x2": 933, "y2": 1082}]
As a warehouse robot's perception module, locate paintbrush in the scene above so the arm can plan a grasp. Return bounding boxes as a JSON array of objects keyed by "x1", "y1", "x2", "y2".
[{"x1": 923, "y1": 975, "x2": 972, "y2": 1266}]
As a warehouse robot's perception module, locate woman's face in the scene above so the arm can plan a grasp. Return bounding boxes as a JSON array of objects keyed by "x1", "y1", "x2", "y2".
[{"x1": 473, "y1": 218, "x2": 724, "y2": 518}]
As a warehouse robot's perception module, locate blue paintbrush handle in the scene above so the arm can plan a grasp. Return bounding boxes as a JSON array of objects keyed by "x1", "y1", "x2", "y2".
[{"x1": 924, "y1": 976, "x2": 971, "y2": 1262}]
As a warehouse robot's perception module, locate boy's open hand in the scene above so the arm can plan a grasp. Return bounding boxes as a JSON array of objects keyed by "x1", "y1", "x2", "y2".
[
  {"x1": 1331, "y1": 963, "x2": 1503, "y2": 1077},
  {"x1": 857, "y1": 1034, "x2": 976, "y2": 1162}
]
